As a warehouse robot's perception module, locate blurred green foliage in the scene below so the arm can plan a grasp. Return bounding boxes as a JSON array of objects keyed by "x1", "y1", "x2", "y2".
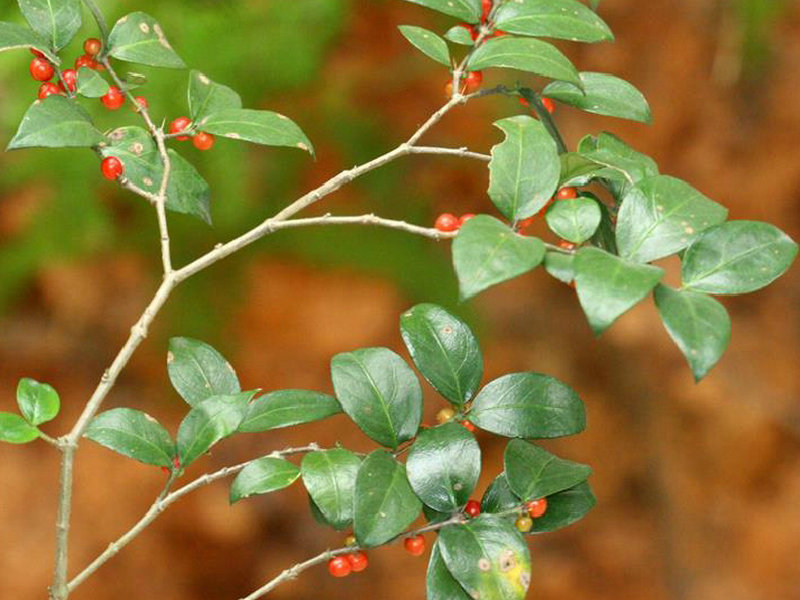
[{"x1": 735, "y1": 0, "x2": 788, "y2": 78}]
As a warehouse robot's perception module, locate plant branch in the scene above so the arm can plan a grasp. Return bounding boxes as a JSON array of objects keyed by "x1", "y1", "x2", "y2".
[{"x1": 257, "y1": 214, "x2": 456, "y2": 240}]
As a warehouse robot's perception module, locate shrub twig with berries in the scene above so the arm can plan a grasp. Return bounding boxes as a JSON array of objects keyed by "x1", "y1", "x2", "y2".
[{"x1": 0, "y1": 1, "x2": 796, "y2": 600}]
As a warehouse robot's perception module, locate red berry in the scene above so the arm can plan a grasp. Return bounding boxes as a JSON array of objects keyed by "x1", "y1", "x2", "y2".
[
  {"x1": 172, "y1": 456, "x2": 181, "y2": 470},
  {"x1": 492, "y1": 29, "x2": 507, "y2": 37},
  {"x1": 462, "y1": 420, "x2": 477, "y2": 433},
  {"x1": 435, "y1": 213, "x2": 459, "y2": 233},
  {"x1": 555, "y1": 187, "x2": 578, "y2": 201},
  {"x1": 463, "y1": 71, "x2": 483, "y2": 94},
  {"x1": 61, "y1": 69, "x2": 77, "y2": 93},
  {"x1": 30, "y1": 57, "x2": 55, "y2": 82},
  {"x1": 170, "y1": 116, "x2": 193, "y2": 141},
  {"x1": 192, "y1": 131, "x2": 215, "y2": 151},
  {"x1": 83, "y1": 37, "x2": 102, "y2": 56},
  {"x1": 101, "y1": 86, "x2": 125, "y2": 110},
  {"x1": 100, "y1": 156, "x2": 124, "y2": 180},
  {"x1": 464, "y1": 499, "x2": 481, "y2": 518},
  {"x1": 346, "y1": 551, "x2": 368, "y2": 573},
  {"x1": 526, "y1": 498, "x2": 548, "y2": 518},
  {"x1": 133, "y1": 96, "x2": 149, "y2": 112},
  {"x1": 404, "y1": 535, "x2": 426, "y2": 557},
  {"x1": 481, "y1": 0, "x2": 492, "y2": 22},
  {"x1": 518, "y1": 96, "x2": 530, "y2": 108},
  {"x1": 327, "y1": 556, "x2": 352, "y2": 578},
  {"x1": 75, "y1": 54, "x2": 98, "y2": 71},
  {"x1": 542, "y1": 97, "x2": 556, "y2": 114},
  {"x1": 459, "y1": 213, "x2": 476, "y2": 226},
  {"x1": 38, "y1": 82, "x2": 62, "y2": 100}
]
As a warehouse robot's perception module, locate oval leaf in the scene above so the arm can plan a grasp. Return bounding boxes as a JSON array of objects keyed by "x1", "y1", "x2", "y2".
[
  {"x1": 176, "y1": 392, "x2": 252, "y2": 467},
  {"x1": 681, "y1": 221, "x2": 798, "y2": 294},
  {"x1": 17, "y1": 377, "x2": 59, "y2": 426},
  {"x1": 467, "y1": 37, "x2": 581, "y2": 87},
  {"x1": 545, "y1": 197, "x2": 602, "y2": 244},
  {"x1": 198, "y1": 109, "x2": 313, "y2": 155},
  {"x1": 229, "y1": 457, "x2": 300, "y2": 504},
  {"x1": 504, "y1": 439, "x2": 591, "y2": 500},
  {"x1": 108, "y1": 12, "x2": 186, "y2": 69},
  {"x1": 398, "y1": 25, "x2": 451, "y2": 66},
  {"x1": 188, "y1": 70, "x2": 242, "y2": 122},
  {"x1": 544, "y1": 72, "x2": 650, "y2": 122},
  {"x1": 654, "y1": 284, "x2": 731, "y2": 381},
  {"x1": 469, "y1": 372, "x2": 586, "y2": 438},
  {"x1": 75, "y1": 66, "x2": 110, "y2": 98},
  {"x1": 488, "y1": 116, "x2": 560, "y2": 220},
  {"x1": 453, "y1": 216, "x2": 546, "y2": 301},
  {"x1": 400, "y1": 303, "x2": 483, "y2": 405},
  {"x1": 494, "y1": 0, "x2": 613, "y2": 43},
  {"x1": 301, "y1": 449, "x2": 361, "y2": 531},
  {"x1": 238, "y1": 390, "x2": 341, "y2": 432},
  {"x1": 8, "y1": 96, "x2": 104, "y2": 150},
  {"x1": 167, "y1": 337, "x2": 241, "y2": 407},
  {"x1": 527, "y1": 481, "x2": 596, "y2": 533},
  {"x1": 18, "y1": 0, "x2": 81, "y2": 51},
  {"x1": 406, "y1": 422, "x2": 481, "y2": 512},
  {"x1": 427, "y1": 542, "x2": 472, "y2": 600},
  {"x1": 330, "y1": 347, "x2": 422, "y2": 449},
  {"x1": 0, "y1": 412, "x2": 39, "y2": 444},
  {"x1": 444, "y1": 24, "x2": 475, "y2": 46},
  {"x1": 354, "y1": 450, "x2": 422, "y2": 547},
  {"x1": 402, "y1": 0, "x2": 481, "y2": 22},
  {"x1": 84, "y1": 408, "x2": 174, "y2": 467}
]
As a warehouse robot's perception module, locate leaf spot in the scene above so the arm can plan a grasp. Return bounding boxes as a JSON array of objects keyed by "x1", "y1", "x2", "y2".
[
  {"x1": 198, "y1": 73, "x2": 211, "y2": 85},
  {"x1": 167, "y1": 351, "x2": 175, "y2": 363},
  {"x1": 131, "y1": 142, "x2": 144, "y2": 155},
  {"x1": 139, "y1": 22, "x2": 150, "y2": 34},
  {"x1": 499, "y1": 549, "x2": 516, "y2": 572},
  {"x1": 519, "y1": 572, "x2": 531, "y2": 587},
  {"x1": 297, "y1": 142, "x2": 309, "y2": 151},
  {"x1": 478, "y1": 558, "x2": 491, "y2": 572}
]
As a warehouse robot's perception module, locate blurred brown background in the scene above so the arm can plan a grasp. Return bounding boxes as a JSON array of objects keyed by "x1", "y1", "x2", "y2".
[{"x1": 1, "y1": 0, "x2": 799, "y2": 599}]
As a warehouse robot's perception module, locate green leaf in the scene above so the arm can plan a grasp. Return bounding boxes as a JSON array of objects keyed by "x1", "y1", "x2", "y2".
[
  {"x1": 488, "y1": 116, "x2": 560, "y2": 220},
  {"x1": 438, "y1": 515, "x2": 531, "y2": 600},
  {"x1": 616, "y1": 175, "x2": 728, "y2": 263},
  {"x1": 444, "y1": 24, "x2": 475, "y2": 46},
  {"x1": 108, "y1": 12, "x2": 186, "y2": 69},
  {"x1": 427, "y1": 542, "x2": 472, "y2": 600},
  {"x1": 84, "y1": 408, "x2": 174, "y2": 467},
  {"x1": 301, "y1": 449, "x2": 361, "y2": 531},
  {"x1": 406, "y1": 422, "x2": 481, "y2": 512},
  {"x1": 574, "y1": 247, "x2": 663, "y2": 335},
  {"x1": 17, "y1": 378, "x2": 59, "y2": 426},
  {"x1": 0, "y1": 22, "x2": 52, "y2": 58},
  {"x1": 0, "y1": 413, "x2": 39, "y2": 444},
  {"x1": 504, "y1": 439, "x2": 591, "y2": 500},
  {"x1": 579, "y1": 132, "x2": 658, "y2": 187},
  {"x1": 167, "y1": 337, "x2": 241, "y2": 407},
  {"x1": 467, "y1": 37, "x2": 581, "y2": 87},
  {"x1": 238, "y1": 390, "x2": 341, "y2": 432},
  {"x1": 17, "y1": 0, "x2": 81, "y2": 51},
  {"x1": 402, "y1": 0, "x2": 481, "y2": 22},
  {"x1": 590, "y1": 200, "x2": 618, "y2": 254},
  {"x1": 198, "y1": 109, "x2": 314, "y2": 155},
  {"x1": 187, "y1": 70, "x2": 242, "y2": 123},
  {"x1": 398, "y1": 25, "x2": 451, "y2": 66},
  {"x1": 544, "y1": 72, "x2": 651, "y2": 123},
  {"x1": 559, "y1": 152, "x2": 605, "y2": 187},
  {"x1": 681, "y1": 221, "x2": 798, "y2": 294},
  {"x1": 654, "y1": 285, "x2": 731, "y2": 381},
  {"x1": 354, "y1": 450, "x2": 422, "y2": 547},
  {"x1": 164, "y1": 150, "x2": 212, "y2": 224},
  {"x1": 545, "y1": 197, "x2": 602, "y2": 244},
  {"x1": 453, "y1": 216, "x2": 546, "y2": 301},
  {"x1": 7, "y1": 96, "x2": 104, "y2": 150},
  {"x1": 399, "y1": 303, "x2": 483, "y2": 405},
  {"x1": 176, "y1": 392, "x2": 252, "y2": 467},
  {"x1": 229, "y1": 457, "x2": 300, "y2": 504},
  {"x1": 528, "y1": 481, "x2": 596, "y2": 533},
  {"x1": 75, "y1": 66, "x2": 110, "y2": 98},
  {"x1": 481, "y1": 473, "x2": 521, "y2": 514},
  {"x1": 330, "y1": 347, "x2": 422, "y2": 449},
  {"x1": 469, "y1": 372, "x2": 586, "y2": 438},
  {"x1": 543, "y1": 251, "x2": 575, "y2": 284},
  {"x1": 493, "y1": 0, "x2": 613, "y2": 43}
]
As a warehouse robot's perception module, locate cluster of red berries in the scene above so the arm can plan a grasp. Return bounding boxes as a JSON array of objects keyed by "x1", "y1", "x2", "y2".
[
  {"x1": 327, "y1": 552, "x2": 368, "y2": 577},
  {"x1": 169, "y1": 116, "x2": 216, "y2": 151},
  {"x1": 515, "y1": 498, "x2": 548, "y2": 532},
  {"x1": 434, "y1": 213, "x2": 474, "y2": 233},
  {"x1": 30, "y1": 38, "x2": 108, "y2": 101}
]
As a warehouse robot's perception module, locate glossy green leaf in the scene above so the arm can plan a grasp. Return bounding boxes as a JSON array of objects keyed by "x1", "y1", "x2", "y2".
[
  {"x1": 398, "y1": 25, "x2": 451, "y2": 66},
  {"x1": 493, "y1": 0, "x2": 613, "y2": 43},
  {"x1": 354, "y1": 450, "x2": 422, "y2": 547},
  {"x1": 427, "y1": 542, "x2": 472, "y2": 600},
  {"x1": 528, "y1": 481, "x2": 596, "y2": 533},
  {"x1": 439, "y1": 515, "x2": 531, "y2": 600},
  {"x1": 467, "y1": 37, "x2": 581, "y2": 87},
  {"x1": 176, "y1": 392, "x2": 252, "y2": 467},
  {"x1": 330, "y1": 348, "x2": 422, "y2": 449},
  {"x1": 108, "y1": 12, "x2": 186, "y2": 69},
  {"x1": 543, "y1": 251, "x2": 574, "y2": 284},
  {"x1": 187, "y1": 70, "x2": 242, "y2": 123},
  {"x1": 469, "y1": 372, "x2": 586, "y2": 438},
  {"x1": 0, "y1": 413, "x2": 39, "y2": 444},
  {"x1": 654, "y1": 285, "x2": 731, "y2": 381},
  {"x1": 75, "y1": 66, "x2": 109, "y2": 98},
  {"x1": 238, "y1": 390, "x2": 341, "y2": 432},
  {"x1": 574, "y1": 247, "x2": 663, "y2": 335},
  {"x1": 7, "y1": 96, "x2": 104, "y2": 150},
  {"x1": 301, "y1": 449, "x2": 361, "y2": 531},
  {"x1": 453, "y1": 216, "x2": 546, "y2": 301},
  {"x1": 198, "y1": 109, "x2": 313, "y2": 155},
  {"x1": 84, "y1": 408, "x2": 174, "y2": 467},
  {"x1": 681, "y1": 221, "x2": 798, "y2": 294},
  {"x1": 406, "y1": 422, "x2": 481, "y2": 512},
  {"x1": 616, "y1": 175, "x2": 728, "y2": 263},
  {"x1": 545, "y1": 197, "x2": 602, "y2": 244},
  {"x1": 402, "y1": 0, "x2": 481, "y2": 22},
  {"x1": 0, "y1": 22, "x2": 51, "y2": 58},
  {"x1": 481, "y1": 473, "x2": 521, "y2": 514},
  {"x1": 17, "y1": 378, "x2": 59, "y2": 426},
  {"x1": 559, "y1": 152, "x2": 605, "y2": 187},
  {"x1": 18, "y1": 0, "x2": 81, "y2": 50},
  {"x1": 167, "y1": 337, "x2": 241, "y2": 407},
  {"x1": 579, "y1": 132, "x2": 658, "y2": 186},
  {"x1": 229, "y1": 457, "x2": 300, "y2": 504},
  {"x1": 444, "y1": 24, "x2": 474, "y2": 46},
  {"x1": 544, "y1": 72, "x2": 650, "y2": 122},
  {"x1": 504, "y1": 439, "x2": 591, "y2": 501},
  {"x1": 488, "y1": 116, "x2": 560, "y2": 220},
  {"x1": 423, "y1": 504, "x2": 452, "y2": 525},
  {"x1": 399, "y1": 303, "x2": 483, "y2": 405}
]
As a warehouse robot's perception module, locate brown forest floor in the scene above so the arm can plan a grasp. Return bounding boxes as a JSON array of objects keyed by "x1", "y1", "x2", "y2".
[{"x1": 1, "y1": 1, "x2": 799, "y2": 599}]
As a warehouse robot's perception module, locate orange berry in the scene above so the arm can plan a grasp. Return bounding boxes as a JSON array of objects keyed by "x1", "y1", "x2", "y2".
[{"x1": 404, "y1": 535, "x2": 426, "y2": 556}]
